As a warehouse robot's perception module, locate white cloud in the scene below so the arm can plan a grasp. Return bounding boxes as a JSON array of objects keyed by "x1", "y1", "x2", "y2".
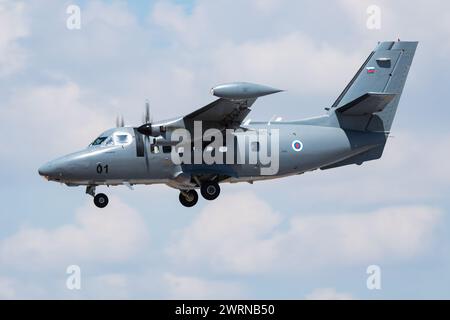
[
  {"x1": 253, "y1": 0, "x2": 285, "y2": 14},
  {"x1": 0, "y1": 0, "x2": 28, "y2": 76},
  {"x1": 278, "y1": 205, "x2": 440, "y2": 269},
  {"x1": 70, "y1": 1, "x2": 140, "y2": 61},
  {"x1": 167, "y1": 192, "x2": 281, "y2": 274},
  {"x1": 0, "y1": 197, "x2": 150, "y2": 270},
  {"x1": 338, "y1": 0, "x2": 450, "y2": 56},
  {"x1": 305, "y1": 288, "x2": 353, "y2": 300},
  {"x1": 164, "y1": 273, "x2": 246, "y2": 299},
  {"x1": 0, "y1": 82, "x2": 111, "y2": 161},
  {"x1": 169, "y1": 192, "x2": 441, "y2": 274},
  {"x1": 152, "y1": 2, "x2": 192, "y2": 42},
  {"x1": 87, "y1": 273, "x2": 131, "y2": 299},
  {"x1": 0, "y1": 277, "x2": 16, "y2": 299},
  {"x1": 152, "y1": 1, "x2": 363, "y2": 96},
  {"x1": 211, "y1": 33, "x2": 363, "y2": 95}
]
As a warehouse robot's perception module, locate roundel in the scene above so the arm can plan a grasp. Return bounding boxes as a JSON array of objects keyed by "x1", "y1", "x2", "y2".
[{"x1": 292, "y1": 140, "x2": 303, "y2": 152}]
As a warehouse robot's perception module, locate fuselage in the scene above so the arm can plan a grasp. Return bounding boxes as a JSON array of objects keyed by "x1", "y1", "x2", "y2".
[{"x1": 38, "y1": 121, "x2": 385, "y2": 190}]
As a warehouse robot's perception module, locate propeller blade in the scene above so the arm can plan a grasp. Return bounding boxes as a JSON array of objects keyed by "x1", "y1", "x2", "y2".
[
  {"x1": 143, "y1": 135, "x2": 150, "y2": 172},
  {"x1": 116, "y1": 115, "x2": 125, "y2": 127},
  {"x1": 141, "y1": 99, "x2": 153, "y2": 172},
  {"x1": 145, "y1": 100, "x2": 151, "y2": 124}
]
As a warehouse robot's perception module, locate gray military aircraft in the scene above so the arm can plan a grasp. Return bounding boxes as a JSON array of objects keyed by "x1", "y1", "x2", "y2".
[{"x1": 39, "y1": 41, "x2": 417, "y2": 208}]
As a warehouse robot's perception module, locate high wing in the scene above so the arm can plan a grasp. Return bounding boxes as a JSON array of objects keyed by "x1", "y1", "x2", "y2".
[
  {"x1": 184, "y1": 98, "x2": 256, "y2": 129},
  {"x1": 183, "y1": 82, "x2": 282, "y2": 129}
]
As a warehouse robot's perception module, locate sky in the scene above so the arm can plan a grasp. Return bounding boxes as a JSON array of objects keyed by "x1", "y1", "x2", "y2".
[{"x1": 0, "y1": 0, "x2": 449, "y2": 299}]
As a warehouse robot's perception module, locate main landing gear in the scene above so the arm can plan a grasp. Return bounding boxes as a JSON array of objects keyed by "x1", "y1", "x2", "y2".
[
  {"x1": 178, "y1": 181, "x2": 221, "y2": 207},
  {"x1": 86, "y1": 186, "x2": 109, "y2": 209},
  {"x1": 200, "y1": 181, "x2": 221, "y2": 201},
  {"x1": 179, "y1": 190, "x2": 199, "y2": 207}
]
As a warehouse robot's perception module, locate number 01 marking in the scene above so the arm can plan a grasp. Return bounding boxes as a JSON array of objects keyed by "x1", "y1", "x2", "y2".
[{"x1": 96, "y1": 164, "x2": 109, "y2": 174}]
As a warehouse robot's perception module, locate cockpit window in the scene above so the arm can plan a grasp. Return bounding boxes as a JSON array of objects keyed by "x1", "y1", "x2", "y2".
[
  {"x1": 89, "y1": 131, "x2": 132, "y2": 148},
  {"x1": 91, "y1": 137, "x2": 107, "y2": 146},
  {"x1": 105, "y1": 136, "x2": 114, "y2": 146}
]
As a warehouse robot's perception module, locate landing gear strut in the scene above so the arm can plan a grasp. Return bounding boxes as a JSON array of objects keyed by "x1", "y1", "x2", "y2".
[
  {"x1": 200, "y1": 181, "x2": 221, "y2": 201},
  {"x1": 86, "y1": 186, "x2": 109, "y2": 209},
  {"x1": 179, "y1": 190, "x2": 199, "y2": 207}
]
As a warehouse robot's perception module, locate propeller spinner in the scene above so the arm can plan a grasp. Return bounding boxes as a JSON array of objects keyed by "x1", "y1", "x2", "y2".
[{"x1": 137, "y1": 100, "x2": 166, "y2": 138}]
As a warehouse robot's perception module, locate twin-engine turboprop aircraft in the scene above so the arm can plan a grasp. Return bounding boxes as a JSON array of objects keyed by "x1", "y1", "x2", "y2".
[{"x1": 39, "y1": 41, "x2": 418, "y2": 208}]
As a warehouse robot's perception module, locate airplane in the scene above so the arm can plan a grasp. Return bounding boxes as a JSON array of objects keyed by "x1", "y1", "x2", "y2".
[{"x1": 38, "y1": 41, "x2": 417, "y2": 208}]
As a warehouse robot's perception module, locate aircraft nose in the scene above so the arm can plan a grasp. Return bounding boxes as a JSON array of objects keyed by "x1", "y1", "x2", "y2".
[
  {"x1": 38, "y1": 161, "x2": 54, "y2": 178},
  {"x1": 39, "y1": 153, "x2": 90, "y2": 182},
  {"x1": 38, "y1": 159, "x2": 65, "y2": 180}
]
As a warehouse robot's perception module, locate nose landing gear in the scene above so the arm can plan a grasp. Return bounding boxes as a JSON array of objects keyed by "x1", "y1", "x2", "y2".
[
  {"x1": 94, "y1": 193, "x2": 109, "y2": 208},
  {"x1": 86, "y1": 186, "x2": 109, "y2": 209}
]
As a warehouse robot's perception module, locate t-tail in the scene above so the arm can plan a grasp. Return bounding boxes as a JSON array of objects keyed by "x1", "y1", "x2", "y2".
[
  {"x1": 331, "y1": 41, "x2": 417, "y2": 132},
  {"x1": 322, "y1": 41, "x2": 418, "y2": 170}
]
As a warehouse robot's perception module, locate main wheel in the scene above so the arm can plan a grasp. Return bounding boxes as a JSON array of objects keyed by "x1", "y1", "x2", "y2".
[
  {"x1": 94, "y1": 193, "x2": 109, "y2": 208},
  {"x1": 200, "y1": 182, "x2": 221, "y2": 201},
  {"x1": 179, "y1": 190, "x2": 199, "y2": 207}
]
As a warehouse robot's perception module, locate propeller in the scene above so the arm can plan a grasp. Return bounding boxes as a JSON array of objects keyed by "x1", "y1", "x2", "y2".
[
  {"x1": 139, "y1": 100, "x2": 153, "y2": 172},
  {"x1": 138, "y1": 100, "x2": 154, "y2": 136},
  {"x1": 136, "y1": 100, "x2": 172, "y2": 171},
  {"x1": 116, "y1": 115, "x2": 125, "y2": 128}
]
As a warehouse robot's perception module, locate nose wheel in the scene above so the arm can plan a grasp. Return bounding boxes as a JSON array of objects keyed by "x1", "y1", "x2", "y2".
[
  {"x1": 86, "y1": 186, "x2": 109, "y2": 208},
  {"x1": 179, "y1": 190, "x2": 199, "y2": 207},
  {"x1": 94, "y1": 193, "x2": 109, "y2": 208}
]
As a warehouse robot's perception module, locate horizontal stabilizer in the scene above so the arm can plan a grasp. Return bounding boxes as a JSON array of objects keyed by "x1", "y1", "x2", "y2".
[{"x1": 336, "y1": 92, "x2": 396, "y2": 116}]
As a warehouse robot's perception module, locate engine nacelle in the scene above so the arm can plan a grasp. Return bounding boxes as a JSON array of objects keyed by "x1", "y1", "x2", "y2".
[
  {"x1": 211, "y1": 82, "x2": 282, "y2": 100},
  {"x1": 137, "y1": 123, "x2": 166, "y2": 137}
]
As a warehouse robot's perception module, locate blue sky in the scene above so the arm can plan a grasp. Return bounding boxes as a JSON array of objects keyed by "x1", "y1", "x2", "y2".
[{"x1": 0, "y1": 0, "x2": 449, "y2": 299}]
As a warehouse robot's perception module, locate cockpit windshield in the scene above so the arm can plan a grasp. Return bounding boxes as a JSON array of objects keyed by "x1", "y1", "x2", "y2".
[
  {"x1": 89, "y1": 131, "x2": 132, "y2": 147},
  {"x1": 90, "y1": 136, "x2": 107, "y2": 146}
]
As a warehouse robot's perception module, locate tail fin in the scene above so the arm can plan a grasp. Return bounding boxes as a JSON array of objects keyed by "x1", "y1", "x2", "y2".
[{"x1": 331, "y1": 41, "x2": 418, "y2": 132}]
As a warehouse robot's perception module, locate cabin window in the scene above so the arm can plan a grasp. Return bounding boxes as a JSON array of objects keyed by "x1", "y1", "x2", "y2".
[{"x1": 162, "y1": 146, "x2": 172, "y2": 154}]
